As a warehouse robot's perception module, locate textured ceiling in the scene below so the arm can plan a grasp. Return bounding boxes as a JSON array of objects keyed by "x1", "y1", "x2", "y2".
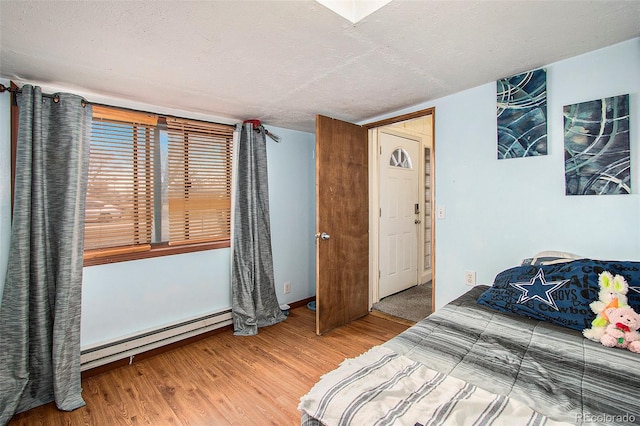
[{"x1": 1, "y1": 0, "x2": 639, "y2": 132}]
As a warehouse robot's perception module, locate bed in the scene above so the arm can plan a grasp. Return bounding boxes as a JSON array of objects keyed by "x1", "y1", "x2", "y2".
[{"x1": 299, "y1": 257, "x2": 640, "y2": 425}]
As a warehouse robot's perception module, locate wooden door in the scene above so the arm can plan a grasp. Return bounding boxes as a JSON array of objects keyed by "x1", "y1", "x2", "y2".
[{"x1": 315, "y1": 115, "x2": 369, "y2": 335}]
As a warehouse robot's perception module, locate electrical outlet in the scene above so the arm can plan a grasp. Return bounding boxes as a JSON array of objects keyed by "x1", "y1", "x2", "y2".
[
  {"x1": 284, "y1": 281, "x2": 291, "y2": 294},
  {"x1": 437, "y1": 205, "x2": 446, "y2": 219},
  {"x1": 464, "y1": 271, "x2": 476, "y2": 286}
]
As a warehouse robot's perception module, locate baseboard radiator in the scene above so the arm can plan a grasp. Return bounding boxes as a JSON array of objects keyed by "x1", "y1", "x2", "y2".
[{"x1": 80, "y1": 309, "x2": 233, "y2": 371}]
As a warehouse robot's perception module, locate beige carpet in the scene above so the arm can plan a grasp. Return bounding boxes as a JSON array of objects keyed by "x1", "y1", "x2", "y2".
[{"x1": 372, "y1": 282, "x2": 433, "y2": 323}]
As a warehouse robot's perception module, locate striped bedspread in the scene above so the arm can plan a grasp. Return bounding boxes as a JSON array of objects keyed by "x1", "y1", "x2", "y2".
[
  {"x1": 299, "y1": 286, "x2": 640, "y2": 426},
  {"x1": 299, "y1": 346, "x2": 568, "y2": 426}
]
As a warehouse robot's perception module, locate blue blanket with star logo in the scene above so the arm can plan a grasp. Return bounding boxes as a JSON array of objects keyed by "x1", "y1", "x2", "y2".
[{"x1": 477, "y1": 259, "x2": 640, "y2": 331}]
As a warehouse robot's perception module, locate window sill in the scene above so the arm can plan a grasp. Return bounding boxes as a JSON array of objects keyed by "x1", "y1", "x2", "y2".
[{"x1": 83, "y1": 240, "x2": 231, "y2": 267}]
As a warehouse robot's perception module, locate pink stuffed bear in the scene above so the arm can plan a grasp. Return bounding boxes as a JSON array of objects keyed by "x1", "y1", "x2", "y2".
[{"x1": 600, "y1": 306, "x2": 640, "y2": 353}]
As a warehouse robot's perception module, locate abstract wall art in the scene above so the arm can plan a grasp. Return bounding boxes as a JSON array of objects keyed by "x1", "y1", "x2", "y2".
[
  {"x1": 497, "y1": 68, "x2": 547, "y2": 159},
  {"x1": 564, "y1": 94, "x2": 630, "y2": 196}
]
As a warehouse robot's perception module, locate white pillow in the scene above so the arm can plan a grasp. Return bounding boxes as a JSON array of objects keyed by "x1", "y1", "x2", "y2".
[{"x1": 523, "y1": 250, "x2": 584, "y2": 266}]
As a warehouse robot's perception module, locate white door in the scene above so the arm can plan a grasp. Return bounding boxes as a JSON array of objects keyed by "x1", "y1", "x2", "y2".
[{"x1": 378, "y1": 130, "x2": 421, "y2": 299}]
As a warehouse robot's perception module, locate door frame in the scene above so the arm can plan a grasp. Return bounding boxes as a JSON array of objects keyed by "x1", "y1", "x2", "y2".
[{"x1": 364, "y1": 107, "x2": 435, "y2": 310}]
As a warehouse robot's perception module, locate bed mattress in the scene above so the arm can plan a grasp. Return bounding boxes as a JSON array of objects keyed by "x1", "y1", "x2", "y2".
[{"x1": 299, "y1": 286, "x2": 640, "y2": 425}]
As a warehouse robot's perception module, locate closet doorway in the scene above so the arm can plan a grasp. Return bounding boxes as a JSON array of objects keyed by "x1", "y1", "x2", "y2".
[{"x1": 367, "y1": 109, "x2": 435, "y2": 320}]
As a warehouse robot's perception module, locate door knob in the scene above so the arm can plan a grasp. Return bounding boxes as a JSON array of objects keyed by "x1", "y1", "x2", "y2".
[
  {"x1": 316, "y1": 232, "x2": 330, "y2": 240},
  {"x1": 414, "y1": 219, "x2": 421, "y2": 224}
]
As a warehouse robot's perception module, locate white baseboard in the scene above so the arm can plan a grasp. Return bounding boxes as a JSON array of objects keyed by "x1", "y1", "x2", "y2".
[{"x1": 80, "y1": 309, "x2": 233, "y2": 371}]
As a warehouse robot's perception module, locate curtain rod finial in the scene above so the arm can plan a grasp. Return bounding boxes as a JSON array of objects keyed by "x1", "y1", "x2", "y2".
[{"x1": 0, "y1": 83, "x2": 19, "y2": 94}]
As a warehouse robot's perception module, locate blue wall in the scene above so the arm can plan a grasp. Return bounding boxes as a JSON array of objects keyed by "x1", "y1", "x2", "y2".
[
  {"x1": 368, "y1": 38, "x2": 640, "y2": 308},
  {"x1": 266, "y1": 127, "x2": 317, "y2": 306}
]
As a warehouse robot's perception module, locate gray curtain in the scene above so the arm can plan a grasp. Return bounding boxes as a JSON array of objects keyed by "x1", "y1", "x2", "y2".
[
  {"x1": 232, "y1": 123, "x2": 286, "y2": 335},
  {"x1": 0, "y1": 86, "x2": 92, "y2": 424}
]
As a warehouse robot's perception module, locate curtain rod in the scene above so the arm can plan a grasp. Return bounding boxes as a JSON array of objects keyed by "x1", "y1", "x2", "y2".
[
  {"x1": 0, "y1": 84, "x2": 234, "y2": 128},
  {"x1": 1, "y1": 82, "x2": 57, "y2": 99},
  {"x1": 1, "y1": 84, "x2": 275, "y2": 137},
  {"x1": 243, "y1": 119, "x2": 282, "y2": 143},
  {"x1": 0, "y1": 82, "x2": 84, "y2": 105}
]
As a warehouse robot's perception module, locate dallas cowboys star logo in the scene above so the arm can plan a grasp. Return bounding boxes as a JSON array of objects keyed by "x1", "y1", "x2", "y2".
[{"x1": 509, "y1": 268, "x2": 569, "y2": 311}]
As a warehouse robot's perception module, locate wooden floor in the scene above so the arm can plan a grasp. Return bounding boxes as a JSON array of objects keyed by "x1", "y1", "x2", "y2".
[{"x1": 9, "y1": 307, "x2": 409, "y2": 425}]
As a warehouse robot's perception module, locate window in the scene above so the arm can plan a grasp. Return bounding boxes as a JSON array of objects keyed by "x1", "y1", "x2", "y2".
[
  {"x1": 424, "y1": 146, "x2": 431, "y2": 271},
  {"x1": 165, "y1": 117, "x2": 233, "y2": 245},
  {"x1": 84, "y1": 105, "x2": 234, "y2": 265},
  {"x1": 84, "y1": 106, "x2": 156, "y2": 256},
  {"x1": 389, "y1": 148, "x2": 412, "y2": 169}
]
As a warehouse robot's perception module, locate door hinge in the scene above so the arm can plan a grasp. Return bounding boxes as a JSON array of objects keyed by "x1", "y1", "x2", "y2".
[
  {"x1": 379, "y1": 145, "x2": 382, "y2": 155},
  {"x1": 379, "y1": 208, "x2": 382, "y2": 217}
]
